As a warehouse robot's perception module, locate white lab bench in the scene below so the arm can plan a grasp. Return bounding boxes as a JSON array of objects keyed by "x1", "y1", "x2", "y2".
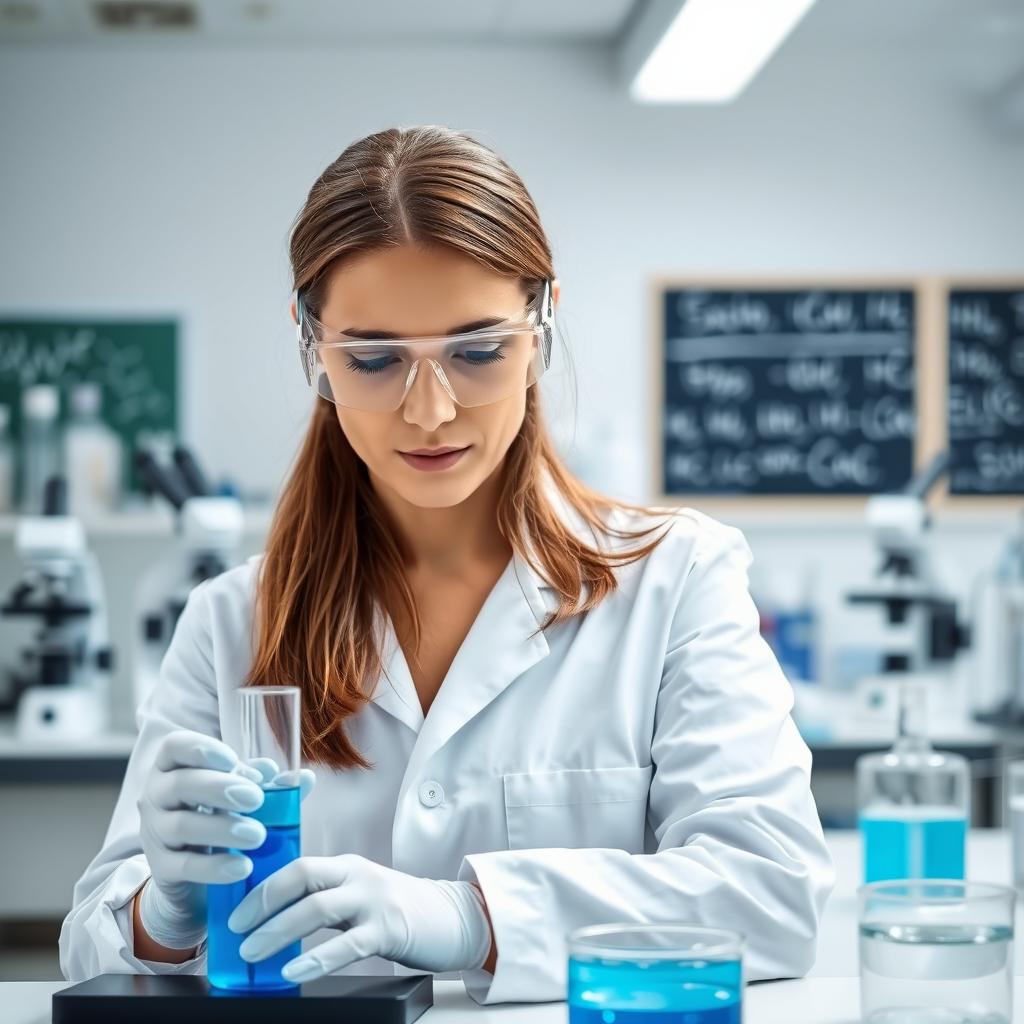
[
  {"x1": 0, "y1": 977, "x2": 894, "y2": 1024},
  {"x1": 3, "y1": 830, "x2": 1023, "y2": 1022}
]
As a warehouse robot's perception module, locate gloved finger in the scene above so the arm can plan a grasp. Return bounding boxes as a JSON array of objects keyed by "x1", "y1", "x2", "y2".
[
  {"x1": 280, "y1": 924, "x2": 381, "y2": 984},
  {"x1": 155, "y1": 808, "x2": 267, "y2": 852},
  {"x1": 273, "y1": 768, "x2": 317, "y2": 801},
  {"x1": 242, "y1": 757, "x2": 280, "y2": 785},
  {"x1": 155, "y1": 730, "x2": 246, "y2": 774},
  {"x1": 151, "y1": 767, "x2": 265, "y2": 814},
  {"x1": 236, "y1": 888, "x2": 362, "y2": 961},
  {"x1": 227, "y1": 855, "x2": 355, "y2": 934},
  {"x1": 163, "y1": 848, "x2": 254, "y2": 886}
]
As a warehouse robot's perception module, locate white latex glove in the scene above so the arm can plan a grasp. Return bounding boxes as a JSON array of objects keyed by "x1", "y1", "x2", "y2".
[
  {"x1": 226, "y1": 854, "x2": 492, "y2": 984},
  {"x1": 136, "y1": 728, "x2": 316, "y2": 950}
]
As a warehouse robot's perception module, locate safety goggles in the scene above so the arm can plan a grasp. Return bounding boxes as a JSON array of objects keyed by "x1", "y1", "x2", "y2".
[{"x1": 294, "y1": 279, "x2": 554, "y2": 412}]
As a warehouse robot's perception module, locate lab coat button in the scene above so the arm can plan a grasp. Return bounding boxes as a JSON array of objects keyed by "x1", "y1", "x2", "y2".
[{"x1": 418, "y1": 780, "x2": 444, "y2": 807}]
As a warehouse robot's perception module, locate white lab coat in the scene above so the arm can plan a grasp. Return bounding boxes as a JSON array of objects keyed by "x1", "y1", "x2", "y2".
[{"x1": 59, "y1": 502, "x2": 835, "y2": 1004}]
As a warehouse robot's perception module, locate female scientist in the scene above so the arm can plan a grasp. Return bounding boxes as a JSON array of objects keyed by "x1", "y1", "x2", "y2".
[{"x1": 60, "y1": 125, "x2": 835, "y2": 1004}]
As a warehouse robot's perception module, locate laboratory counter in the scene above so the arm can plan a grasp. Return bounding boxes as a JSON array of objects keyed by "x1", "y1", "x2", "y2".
[
  {"x1": 3, "y1": 829, "x2": 1021, "y2": 1023},
  {"x1": 0, "y1": 977, "x2": 915, "y2": 1024}
]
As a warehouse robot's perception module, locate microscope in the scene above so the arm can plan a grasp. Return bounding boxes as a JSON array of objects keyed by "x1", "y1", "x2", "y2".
[
  {"x1": 972, "y1": 509, "x2": 1024, "y2": 727},
  {"x1": 132, "y1": 446, "x2": 243, "y2": 711},
  {"x1": 0, "y1": 477, "x2": 114, "y2": 741},
  {"x1": 845, "y1": 452, "x2": 970, "y2": 710}
]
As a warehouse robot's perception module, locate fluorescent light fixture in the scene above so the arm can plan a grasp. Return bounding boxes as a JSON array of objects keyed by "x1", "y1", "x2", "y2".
[{"x1": 624, "y1": 0, "x2": 818, "y2": 104}]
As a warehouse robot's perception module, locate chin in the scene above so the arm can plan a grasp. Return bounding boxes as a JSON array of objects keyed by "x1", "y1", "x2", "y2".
[{"x1": 396, "y1": 483, "x2": 480, "y2": 509}]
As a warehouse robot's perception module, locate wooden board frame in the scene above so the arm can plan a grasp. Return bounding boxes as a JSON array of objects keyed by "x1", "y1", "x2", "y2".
[{"x1": 928, "y1": 276, "x2": 1024, "y2": 514}]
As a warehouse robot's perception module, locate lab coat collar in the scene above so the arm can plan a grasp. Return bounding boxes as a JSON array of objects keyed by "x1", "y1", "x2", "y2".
[
  {"x1": 371, "y1": 541, "x2": 554, "y2": 738},
  {"x1": 371, "y1": 472, "x2": 591, "y2": 766}
]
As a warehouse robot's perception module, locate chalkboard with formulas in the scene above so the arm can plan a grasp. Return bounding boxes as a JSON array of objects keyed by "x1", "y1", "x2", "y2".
[
  {"x1": 947, "y1": 287, "x2": 1024, "y2": 495},
  {"x1": 0, "y1": 316, "x2": 179, "y2": 495},
  {"x1": 657, "y1": 285, "x2": 917, "y2": 496}
]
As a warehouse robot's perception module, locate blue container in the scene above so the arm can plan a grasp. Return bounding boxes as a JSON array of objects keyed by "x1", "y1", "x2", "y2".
[
  {"x1": 860, "y1": 810, "x2": 966, "y2": 883},
  {"x1": 568, "y1": 925, "x2": 743, "y2": 1024},
  {"x1": 207, "y1": 786, "x2": 301, "y2": 991}
]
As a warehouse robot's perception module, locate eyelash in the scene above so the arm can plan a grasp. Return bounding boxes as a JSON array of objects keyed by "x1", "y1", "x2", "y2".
[{"x1": 345, "y1": 348, "x2": 507, "y2": 375}]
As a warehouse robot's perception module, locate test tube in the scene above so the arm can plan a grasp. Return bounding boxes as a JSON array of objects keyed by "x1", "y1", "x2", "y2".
[{"x1": 207, "y1": 685, "x2": 303, "y2": 991}]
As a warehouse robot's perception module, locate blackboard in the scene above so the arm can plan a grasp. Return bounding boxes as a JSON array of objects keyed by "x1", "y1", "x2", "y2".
[
  {"x1": 948, "y1": 288, "x2": 1024, "y2": 495},
  {"x1": 0, "y1": 317, "x2": 179, "y2": 495},
  {"x1": 659, "y1": 286, "x2": 917, "y2": 496}
]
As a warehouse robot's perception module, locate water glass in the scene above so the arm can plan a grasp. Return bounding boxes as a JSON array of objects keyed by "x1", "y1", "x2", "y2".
[
  {"x1": 207, "y1": 685, "x2": 303, "y2": 991},
  {"x1": 858, "y1": 879, "x2": 1015, "y2": 1023},
  {"x1": 567, "y1": 923, "x2": 743, "y2": 1023}
]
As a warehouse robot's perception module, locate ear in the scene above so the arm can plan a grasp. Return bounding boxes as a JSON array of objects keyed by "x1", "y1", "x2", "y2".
[
  {"x1": 289, "y1": 296, "x2": 298, "y2": 326},
  {"x1": 551, "y1": 278, "x2": 561, "y2": 308}
]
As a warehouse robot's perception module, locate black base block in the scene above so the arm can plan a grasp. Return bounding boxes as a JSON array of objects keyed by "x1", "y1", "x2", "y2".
[{"x1": 52, "y1": 972, "x2": 434, "y2": 1024}]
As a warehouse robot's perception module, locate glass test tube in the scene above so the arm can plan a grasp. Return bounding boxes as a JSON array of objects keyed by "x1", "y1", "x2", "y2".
[{"x1": 207, "y1": 685, "x2": 303, "y2": 992}]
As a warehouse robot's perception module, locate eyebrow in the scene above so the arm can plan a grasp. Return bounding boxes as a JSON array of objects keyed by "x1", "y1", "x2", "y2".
[{"x1": 341, "y1": 317, "x2": 508, "y2": 340}]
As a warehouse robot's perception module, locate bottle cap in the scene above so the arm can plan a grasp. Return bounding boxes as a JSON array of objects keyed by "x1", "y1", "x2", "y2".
[
  {"x1": 70, "y1": 381, "x2": 102, "y2": 417},
  {"x1": 22, "y1": 384, "x2": 59, "y2": 421}
]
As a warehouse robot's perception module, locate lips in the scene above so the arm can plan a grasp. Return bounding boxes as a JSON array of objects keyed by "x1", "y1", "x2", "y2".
[
  {"x1": 398, "y1": 445, "x2": 471, "y2": 473},
  {"x1": 401, "y1": 446, "x2": 467, "y2": 457}
]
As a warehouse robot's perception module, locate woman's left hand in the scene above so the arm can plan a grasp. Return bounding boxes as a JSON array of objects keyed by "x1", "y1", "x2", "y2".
[{"x1": 227, "y1": 854, "x2": 493, "y2": 983}]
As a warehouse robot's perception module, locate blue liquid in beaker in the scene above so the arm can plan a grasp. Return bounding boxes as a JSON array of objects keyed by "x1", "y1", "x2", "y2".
[
  {"x1": 859, "y1": 807, "x2": 966, "y2": 883},
  {"x1": 568, "y1": 955, "x2": 742, "y2": 1023},
  {"x1": 207, "y1": 786, "x2": 301, "y2": 991}
]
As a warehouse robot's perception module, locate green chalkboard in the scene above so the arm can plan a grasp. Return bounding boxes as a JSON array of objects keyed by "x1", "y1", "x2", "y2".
[{"x1": 0, "y1": 317, "x2": 179, "y2": 496}]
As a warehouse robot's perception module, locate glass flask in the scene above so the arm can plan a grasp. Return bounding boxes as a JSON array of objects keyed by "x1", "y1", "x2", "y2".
[{"x1": 857, "y1": 681, "x2": 969, "y2": 883}]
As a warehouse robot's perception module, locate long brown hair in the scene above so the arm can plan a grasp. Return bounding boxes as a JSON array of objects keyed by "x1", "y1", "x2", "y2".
[{"x1": 247, "y1": 126, "x2": 673, "y2": 770}]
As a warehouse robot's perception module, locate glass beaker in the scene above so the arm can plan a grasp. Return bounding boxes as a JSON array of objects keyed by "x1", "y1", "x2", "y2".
[
  {"x1": 857, "y1": 681, "x2": 969, "y2": 882},
  {"x1": 859, "y1": 879, "x2": 1015, "y2": 1024},
  {"x1": 1007, "y1": 760, "x2": 1024, "y2": 890},
  {"x1": 207, "y1": 685, "x2": 302, "y2": 991},
  {"x1": 567, "y1": 923, "x2": 743, "y2": 1022}
]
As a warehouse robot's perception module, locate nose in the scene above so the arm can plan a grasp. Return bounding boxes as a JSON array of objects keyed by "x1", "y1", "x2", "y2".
[{"x1": 401, "y1": 358, "x2": 457, "y2": 431}]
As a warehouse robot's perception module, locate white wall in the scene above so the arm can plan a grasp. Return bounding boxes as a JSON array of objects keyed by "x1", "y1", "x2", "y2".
[
  {"x1": 1, "y1": 30, "x2": 1023, "y2": 729},
  {"x1": 2, "y1": 36, "x2": 1022, "y2": 498}
]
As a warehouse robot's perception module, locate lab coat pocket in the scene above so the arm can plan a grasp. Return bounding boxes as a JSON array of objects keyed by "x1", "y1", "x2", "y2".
[{"x1": 502, "y1": 764, "x2": 653, "y2": 853}]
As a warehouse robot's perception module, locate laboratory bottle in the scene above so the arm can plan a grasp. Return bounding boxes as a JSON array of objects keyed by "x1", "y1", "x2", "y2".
[
  {"x1": 0, "y1": 404, "x2": 13, "y2": 513},
  {"x1": 756, "y1": 565, "x2": 818, "y2": 683},
  {"x1": 19, "y1": 384, "x2": 62, "y2": 515},
  {"x1": 856, "y1": 681, "x2": 969, "y2": 882},
  {"x1": 64, "y1": 381, "x2": 122, "y2": 518}
]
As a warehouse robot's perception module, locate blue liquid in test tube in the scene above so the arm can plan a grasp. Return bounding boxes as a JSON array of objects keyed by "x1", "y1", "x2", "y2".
[
  {"x1": 207, "y1": 785, "x2": 301, "y2": 990},
  {"x1": 568, "y1": 955, "x2": 742, "y2": 1023}
]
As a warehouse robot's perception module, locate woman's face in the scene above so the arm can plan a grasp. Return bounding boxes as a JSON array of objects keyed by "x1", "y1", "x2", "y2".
[{"x1": 310, "y1": 244, "x2": 548, "y2": 510}]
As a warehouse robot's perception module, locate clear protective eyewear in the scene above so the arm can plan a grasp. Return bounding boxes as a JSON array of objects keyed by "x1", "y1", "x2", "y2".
[{"x1": 294, "y1": 279, "x2": 554, "y2": 412}]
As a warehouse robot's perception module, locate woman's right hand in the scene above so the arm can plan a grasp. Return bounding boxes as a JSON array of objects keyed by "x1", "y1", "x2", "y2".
[{"x1": 135, "y1": 729, "x2": 268, "y2": 950}]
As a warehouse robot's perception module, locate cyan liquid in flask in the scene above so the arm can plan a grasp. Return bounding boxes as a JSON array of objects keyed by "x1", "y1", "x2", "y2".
[
  {"x1": 567, "y1": 925, "x2": 743, "y2": 1024},
  {"x1": 207, "y1": 685, "x2": 303, "y2": 991},
  {"x1": 857, "y1": 682, "x2": 968, "y2": 883}
]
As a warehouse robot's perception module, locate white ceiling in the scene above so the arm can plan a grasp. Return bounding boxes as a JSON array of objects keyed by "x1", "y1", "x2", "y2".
[
  {"x1": 0, "y1": 0, "x2": 640, "y2": 42},
  {"x1": 1, "y1": 0, "x2": 1022, "y2": 107}
]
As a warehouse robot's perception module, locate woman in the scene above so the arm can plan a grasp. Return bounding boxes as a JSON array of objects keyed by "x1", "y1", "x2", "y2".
[{"x1": 60, "y1": 125, "x2": 834, "y2": 1004}]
